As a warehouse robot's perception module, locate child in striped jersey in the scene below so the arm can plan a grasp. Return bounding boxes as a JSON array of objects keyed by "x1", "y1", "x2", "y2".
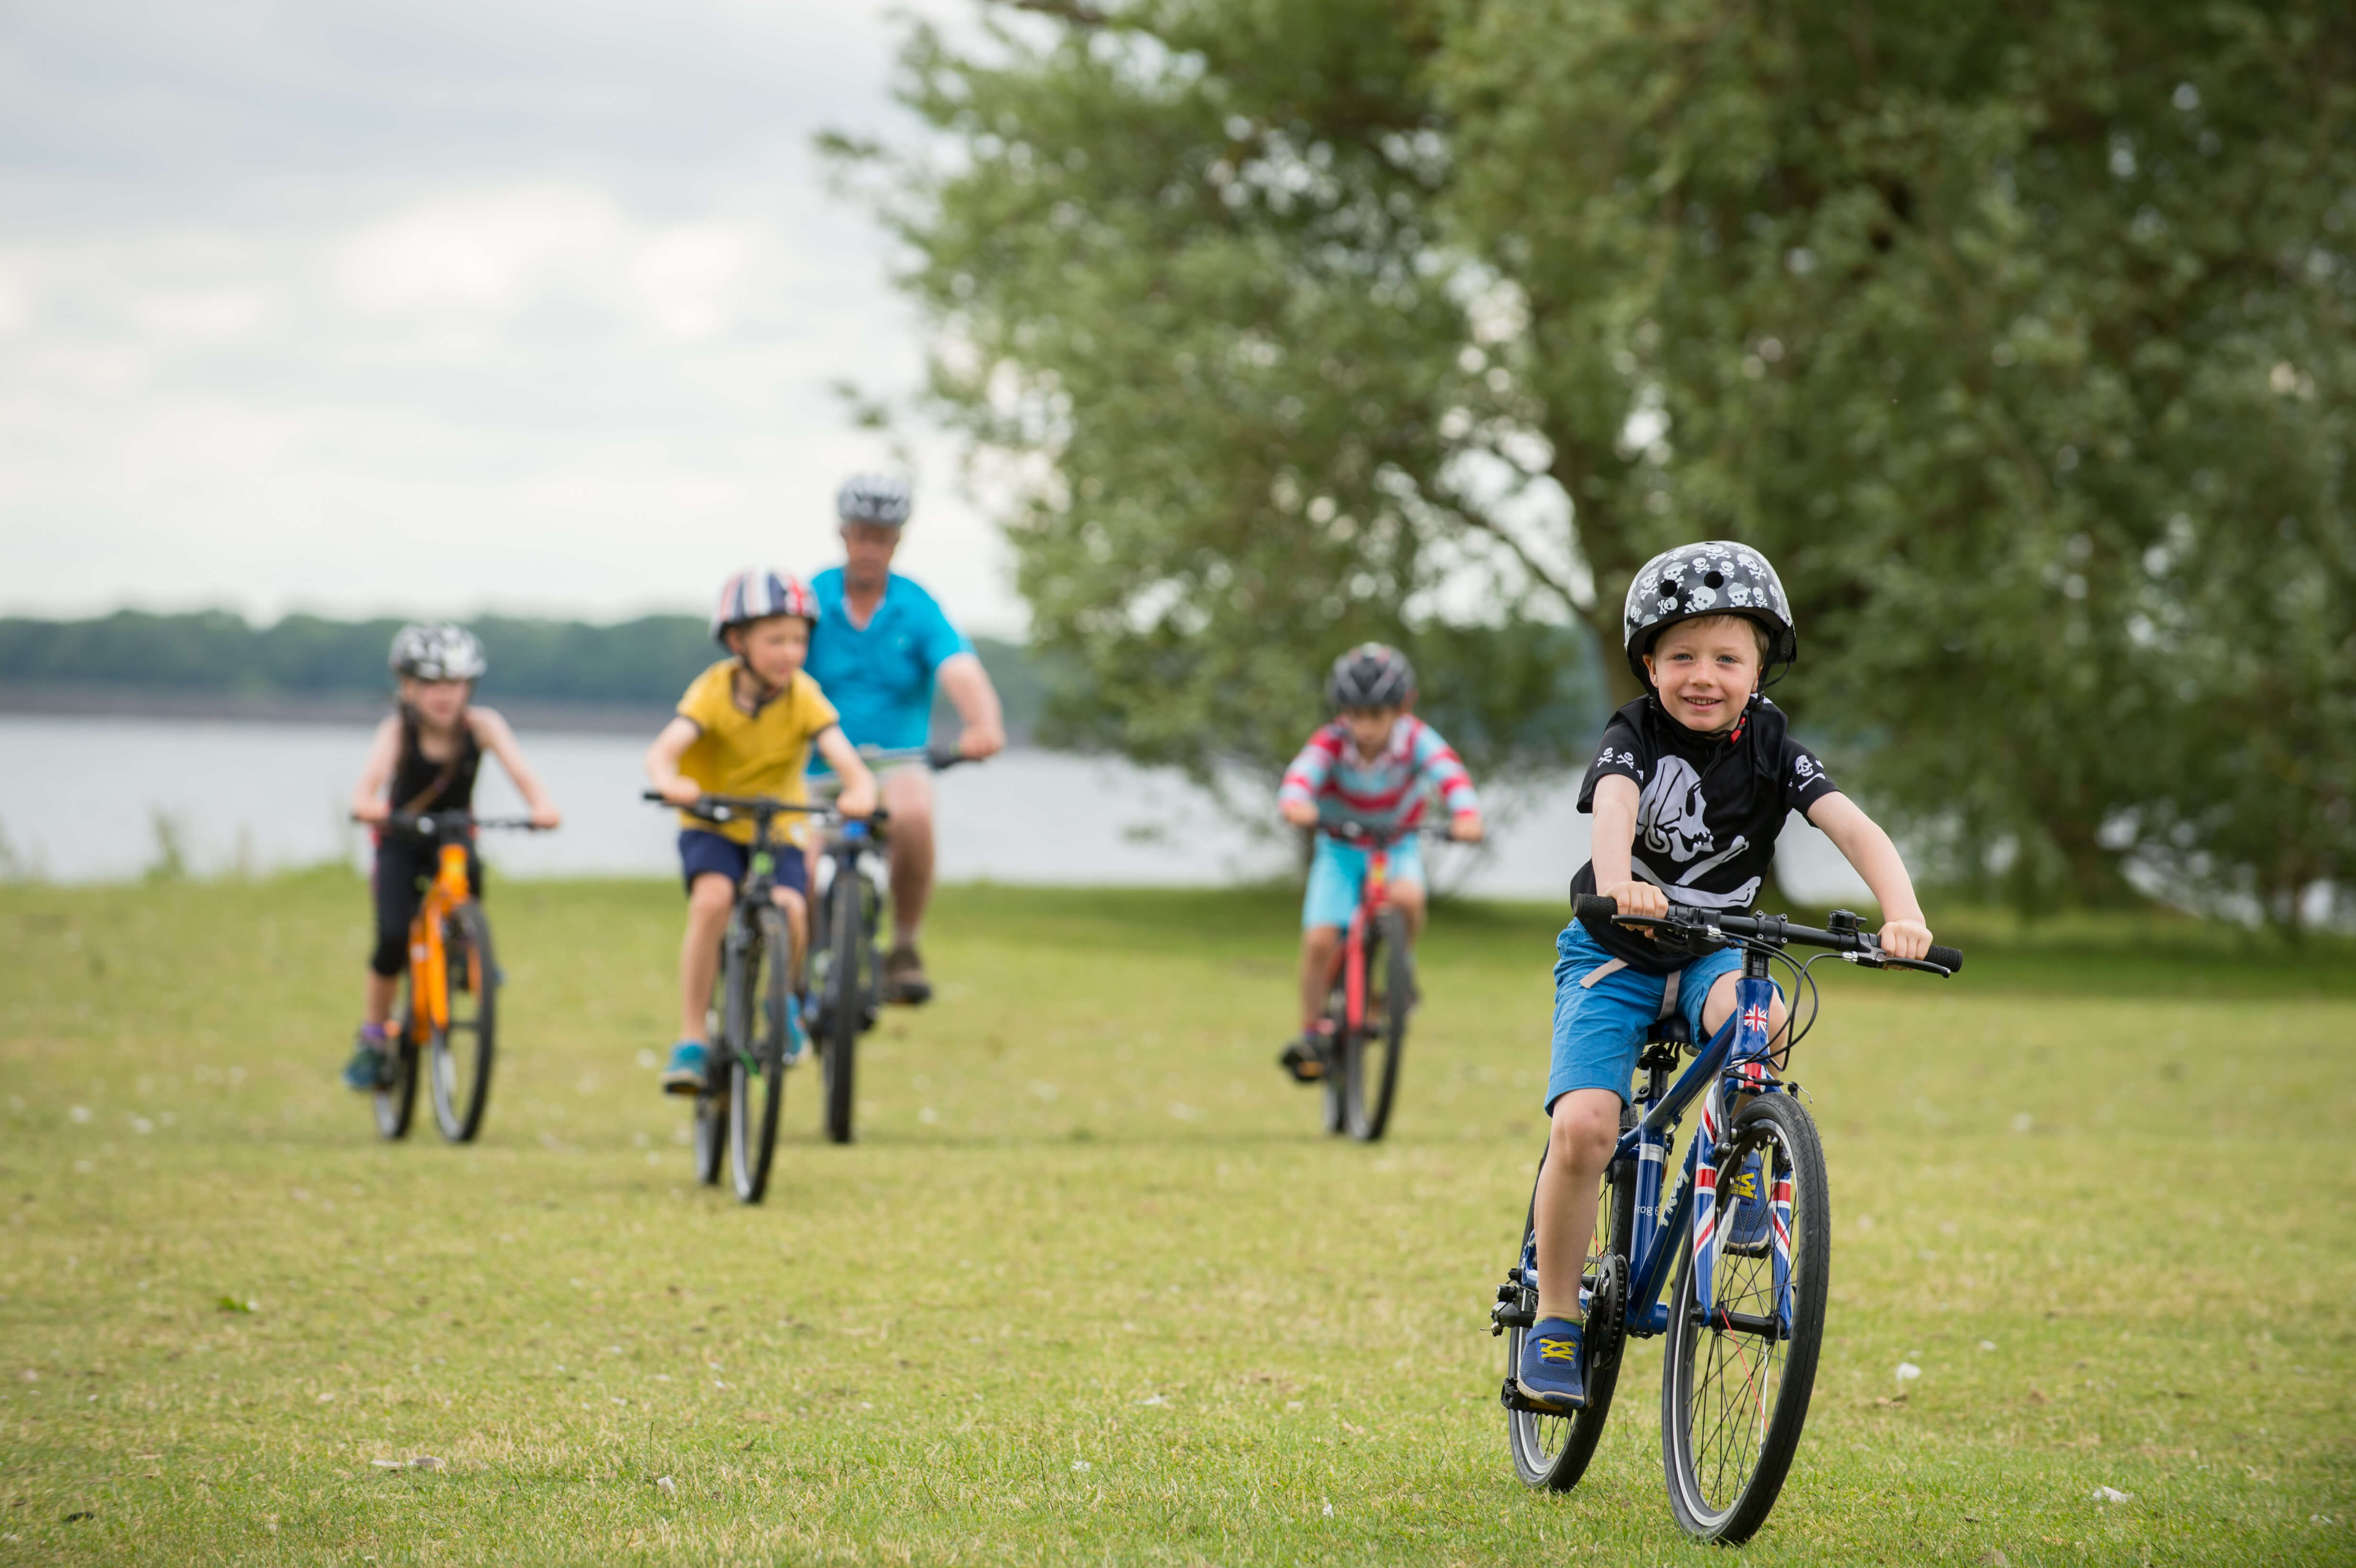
[{"x1": 1275, "y1": 643, "x2": 1484, "y2": 1080}]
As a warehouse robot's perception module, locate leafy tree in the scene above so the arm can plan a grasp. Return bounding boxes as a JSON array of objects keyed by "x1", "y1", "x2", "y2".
[
  {"x1": 835, "y1": 0, "x2": 1606, "y2": 785},
  {"x1": 861, "y1": 0, "x2": 2353, "y2": 923}
]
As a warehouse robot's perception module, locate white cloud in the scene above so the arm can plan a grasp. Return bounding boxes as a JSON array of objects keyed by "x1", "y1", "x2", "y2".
[{"x1": 0, "y1": 0, "x2": 1022, "y2": 635}]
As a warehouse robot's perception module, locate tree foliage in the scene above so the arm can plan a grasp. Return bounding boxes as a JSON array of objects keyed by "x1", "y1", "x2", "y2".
[{"x1": 859, "y1": 0, "x2": 2355, "y2": 925}]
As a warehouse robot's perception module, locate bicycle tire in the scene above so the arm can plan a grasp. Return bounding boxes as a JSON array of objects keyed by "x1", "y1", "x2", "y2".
[
  {"x1": 427, "y1": 902, "x2": 497, "y2": 1143},
  {"x1": 820, "y1": 866, "x2": 862, "y2": 1144},
  {"x1": 690, "y1": 919, "x2": 733, "y2": 1186},
  {"x1": 727, "y1": 906, "x2": 791, "y2": 1203},
  {"x1": 374, "y1": 987, "x2": 421, "y2": 1140},
  {"x1": 1507, "y1": 1125, "x2": 1636, "y2": 1490},
  {"x1": 1344, "y1": 908, "x2": 1411, "y2": 1142},
  {"x1": 1320, "y1": 964, "x2": 1348, "y2": 1135},
  {"x1": 1661, "y1": 1090, "x2": 1830, "y2": 1544}
]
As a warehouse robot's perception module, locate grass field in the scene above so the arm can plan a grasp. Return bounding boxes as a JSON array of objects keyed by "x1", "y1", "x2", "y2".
[{"x1": 2, "y1": 871, "x2": 2351, "y2": 1565}]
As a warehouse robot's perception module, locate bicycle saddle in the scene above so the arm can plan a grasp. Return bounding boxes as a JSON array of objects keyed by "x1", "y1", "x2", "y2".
[{"x1": 1643, "y1": 1014, "x2": 1692, "y2": 1048}]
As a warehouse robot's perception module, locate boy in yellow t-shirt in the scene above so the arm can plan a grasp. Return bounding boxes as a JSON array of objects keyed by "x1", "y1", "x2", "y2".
[{"x1": 644, "y1": 567, "x2": 878, "y2": 1096}]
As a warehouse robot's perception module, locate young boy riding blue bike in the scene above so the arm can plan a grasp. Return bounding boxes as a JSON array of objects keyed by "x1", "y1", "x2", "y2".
[
  {"x1": 1275, "y1": 643, "x2": 1485, "y2": 1081},
  {"x1": 643, "y1": 568, "x2": 878, "y2": 1097},
  {"x1": 1517, "y1": 541, "x2": 1934, "y2": 1411}
]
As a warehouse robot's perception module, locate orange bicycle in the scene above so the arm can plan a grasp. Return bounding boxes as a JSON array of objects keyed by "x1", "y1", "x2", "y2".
[{"x1": 365, "y1": 810, "x2": 537, "y2": 1143}]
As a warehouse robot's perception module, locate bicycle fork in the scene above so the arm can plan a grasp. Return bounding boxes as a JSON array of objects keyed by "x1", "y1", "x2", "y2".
[{"x1": 1687, "y1": 967, "x2": 1791, "y2": 1334}]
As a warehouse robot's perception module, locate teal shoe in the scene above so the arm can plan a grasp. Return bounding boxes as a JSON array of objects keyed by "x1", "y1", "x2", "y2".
[
  {"x1": 1517, "y1": 1317, "x2": 1586, "y2": 1410},
  {"x1": 661, "y1": 1041, "x2": 709, "y2": 1096},
  {"x1": 782, "y1": 996, "x2": 810, "y2": 1068},
  {"x1": 342, "y1": 1024, "x2": 392, "y2": 1092}
]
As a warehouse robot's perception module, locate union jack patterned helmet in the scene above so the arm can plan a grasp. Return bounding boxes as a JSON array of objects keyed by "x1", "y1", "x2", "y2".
[
  {"x1": 710, "y1": 566, "x2": 819, "y2": 647},
  {"x1": 836, "y1": 472, "x2": 913, "y2": 526},
  {"x1": 389, "y1": 621, "x2": 487, "y2": 682},
  {"x1": 1621, "y1": 540, "x2": 1796, "y2": 683}
]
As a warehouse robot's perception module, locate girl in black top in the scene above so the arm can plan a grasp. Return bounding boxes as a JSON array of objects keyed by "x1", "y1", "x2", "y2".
[{"x1": 342, "y1": 623, "x2": 560, "y2": 1092}]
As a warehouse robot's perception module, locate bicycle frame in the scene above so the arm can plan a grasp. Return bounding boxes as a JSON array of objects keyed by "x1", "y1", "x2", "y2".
[
  {"x1": 1336, "y1": 842, "x2": 1393, "y2": 1034},
  {"x1": 1521, "y1": 946, "x2": 1793, "y2": 1342},
  {"x1": 404, "y1": 838, "x2": 474, "y2": 1046}
]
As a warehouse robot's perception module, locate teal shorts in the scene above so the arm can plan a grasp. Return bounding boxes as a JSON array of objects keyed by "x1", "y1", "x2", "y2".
[
  {"x1": 1545, "y1": 920, "x2": 1769, "y2": 1111},
  {"x1": 1302, "y1": 832, "x2": 1424, "y2": 929}
]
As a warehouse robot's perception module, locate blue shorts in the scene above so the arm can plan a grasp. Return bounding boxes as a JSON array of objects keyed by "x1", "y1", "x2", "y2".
[
  {"x1": 1302, "y1": 832, "x2": 1425, "y2": 930},
  {"x1": 677, "y1": 829, "x2": 810, "y2": 899},
  {"x1": 1545, "y1": 921, "x2": 1769, "y2": 1111}
]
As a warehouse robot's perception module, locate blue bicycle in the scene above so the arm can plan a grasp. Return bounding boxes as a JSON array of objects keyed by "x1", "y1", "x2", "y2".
[{"x1": 1493, "y1": 895, "x2": 1962, "y2": 1543}]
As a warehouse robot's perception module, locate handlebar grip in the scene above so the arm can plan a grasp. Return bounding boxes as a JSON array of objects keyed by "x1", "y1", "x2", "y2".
[
  {"x1": 640, "y1": 789, "x2": 666, "y2": 802},
  {"x1": 1925, "y1": 944, "x2": 1964, "y2": 975},
  {"x1": 1573, "y1": 893, "x2": 1618, "y2": 923}
]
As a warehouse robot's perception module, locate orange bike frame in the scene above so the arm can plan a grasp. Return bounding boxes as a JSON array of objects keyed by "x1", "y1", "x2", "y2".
[
  {"x1": 404, "y1": 841, "x2": 474, "y2": 1045},
  {"x1": 1337, "y1": 843, "x2": 1392, "y2": 1033}
]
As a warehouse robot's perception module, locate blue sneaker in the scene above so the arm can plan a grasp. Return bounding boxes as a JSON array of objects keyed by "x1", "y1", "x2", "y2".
[
  {"x1": 1723, "y1": 1152, "x2": 1773, "y2": 1257},
  {"x1": 342, "y1": 1023, "x2": 392, "y2": 1092},
  {"x1": 1517, "y1": 1317, "x2": 1586, "y2": 1410},
  {"x1": 661, "y1": 1041, "x2": 710, "y2": 1096},
  {"x1": 782, "y1": 996, "x2": 810, "y2": 1068}
]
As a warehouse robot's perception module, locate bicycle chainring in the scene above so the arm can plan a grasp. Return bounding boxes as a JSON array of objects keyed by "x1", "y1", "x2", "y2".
[{"x1": 1584, "y1": 1252, "x2": 1628, "y2": 1372}]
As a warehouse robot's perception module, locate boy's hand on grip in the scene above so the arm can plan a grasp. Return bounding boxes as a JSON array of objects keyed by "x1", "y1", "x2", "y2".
[
  {"x1": 658, "y1": 777, "x2": 702, "y2": 807},
  {"x1": 1878, "y1": 918, "x2": 1932, "y2": 961},
  {"x1": 1602, "y1": 880, "x2": 1668, "y2": 921},
  {"x1": 352, "y1": 801, "x2": 391, "y2": 826},
  {"x1": 836, "y1": 779, "x2": 879, "y2": 821},
  {"x1": 1449, "y1": 810, "x2": 1485, "y2": 844},
  {"x1": 1280, "y1": 798, "x2": 1319, "y2": 828}
]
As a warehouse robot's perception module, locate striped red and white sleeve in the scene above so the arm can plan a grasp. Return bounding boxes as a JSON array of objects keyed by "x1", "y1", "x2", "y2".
[
  {"x1": 1409, "y1": 721, "x2": 1480, "y2": 817},
  {"x1": 1278, "y1": 726, "x2": 1342, "y2": 809}
]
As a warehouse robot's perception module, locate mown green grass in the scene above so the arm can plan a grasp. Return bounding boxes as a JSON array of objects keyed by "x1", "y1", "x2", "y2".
[{"x1": 1, "y1": 873, "x2": 2350, "y2": 1565}]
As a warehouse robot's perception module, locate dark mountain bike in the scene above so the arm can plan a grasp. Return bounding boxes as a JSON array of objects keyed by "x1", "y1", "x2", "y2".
[
  {"x1": 361, "y1": 810, "x2": 542, "y2": 1144},
  {"x1": 640, "y1": 790, "x2": 825, "y2": 1204},
  {"x1": 804, "y1": 744, "x2": 972, "y2": 1144},
  {"x1": 1492, "y1": 896, "x2": 1962, "y2": 1544}
]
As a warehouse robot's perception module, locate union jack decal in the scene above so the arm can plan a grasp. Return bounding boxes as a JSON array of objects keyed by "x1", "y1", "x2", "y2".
[{"x1": 1742, "y1": 1003, "x2": 1771, "y2": 1034}]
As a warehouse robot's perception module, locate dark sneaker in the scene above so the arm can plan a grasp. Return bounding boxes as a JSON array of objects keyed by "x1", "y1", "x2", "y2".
[
  {"x1": 661, "y1": 1041, "x2": 710, "y2": 1096},
  {"x1": 1722, "y1": 1151, "x2": 1773, "y2": 1257},
  {"x1": 884, "y1": 945, "x2": 933, "y2": 1005},
  {"x1": 1517, "y1": 1317, "x2": 1586, "y2": 1409},
  {"x1": 1277, "y1": 1029, "x2": 1331, "y2": 1083},
  {"x1": 342, "y1": 1023, "x2": 393, "y2": 1092}
]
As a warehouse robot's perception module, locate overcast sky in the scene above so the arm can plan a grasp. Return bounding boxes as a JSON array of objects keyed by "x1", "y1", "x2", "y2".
[{"x1": 0, "y1": 0, "x2": 1027, "y2": 633}]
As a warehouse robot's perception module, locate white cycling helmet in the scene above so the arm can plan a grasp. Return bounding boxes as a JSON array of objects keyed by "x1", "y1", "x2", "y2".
[
  {"x1": 710, "y1": 566, "x2": 820, "y2": 648},
  {"x1": 389, "y1": 622, "x2": 487, "y2": 682},
  {"x1": 836, "y1": 472, "x2": 914, "y2": 526}
]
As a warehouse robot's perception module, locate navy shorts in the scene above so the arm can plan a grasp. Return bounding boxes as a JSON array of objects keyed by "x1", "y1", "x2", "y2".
[{"x1": 677, "y1": 829, "x2": 809, "y2": 898}]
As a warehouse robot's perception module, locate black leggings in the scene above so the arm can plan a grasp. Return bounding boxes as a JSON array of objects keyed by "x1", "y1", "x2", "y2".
[{"x1": 370, "y1": 834, "x2": 483, "y2": 978}]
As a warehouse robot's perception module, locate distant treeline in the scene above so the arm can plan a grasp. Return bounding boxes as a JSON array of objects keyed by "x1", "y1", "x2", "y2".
[{"x1": 0, "y1": 610, "x2": 1051, "y2": 739}]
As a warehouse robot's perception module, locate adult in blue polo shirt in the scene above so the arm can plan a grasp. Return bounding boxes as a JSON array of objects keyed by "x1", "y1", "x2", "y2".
[{"x1": 805, "y1": 473, "x2": 1006, "y2": 1003}]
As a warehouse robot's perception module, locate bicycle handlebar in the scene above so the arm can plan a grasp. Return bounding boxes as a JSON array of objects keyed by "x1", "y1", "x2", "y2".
[
  {"x1": 1572, "y1": 893, "x2": 1963, "y2": 977},
  {"x1": 640, "y1": 789, "x2": 888, "y2": 826},
  {"x1": 1318, "y1": 820, "x2": 1469, "y2": 847},
  {"x1": 363, "y1": 810, "x2": 546, "y2": 834},
  {"x1": 848, "y1": 742, "x2": 979, "y2": 773}
]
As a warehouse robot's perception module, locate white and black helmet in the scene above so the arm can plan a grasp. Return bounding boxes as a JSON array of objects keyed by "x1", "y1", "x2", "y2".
[
  {"x1": 836, "y1": 472, "x2": 913, "y2": 526},
  {"x1": 389, "y1": 622, "x2": 487, "y2": 683},
  {"x1": 1621, "y1": 541, "x2": 1797, "y2": 683},
  {"x1": 1326, "y1": 642, "x2": 1417, "y2": 710},
  {"x1": 710, "y1": 566, "x2": 819, "y2": 648}
]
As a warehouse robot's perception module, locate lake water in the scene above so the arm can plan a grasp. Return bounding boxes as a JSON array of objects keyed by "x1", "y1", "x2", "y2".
[{"x1": 0, "y1": 714, "x2": 1871, "y2": 904}]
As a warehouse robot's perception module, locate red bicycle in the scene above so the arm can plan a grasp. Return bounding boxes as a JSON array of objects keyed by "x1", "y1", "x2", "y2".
[{"x1": 1311, "y1": 822, "x2": 1436, "y2": 1143}]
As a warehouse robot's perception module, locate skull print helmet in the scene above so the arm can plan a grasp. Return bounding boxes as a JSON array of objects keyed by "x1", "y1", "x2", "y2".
[
  {"x1": 389, "y1": 622, "x2": 487, "y2": 683},
  {"x1": 1621, "y1": 541, "x2": 1797, "y2": 685}
]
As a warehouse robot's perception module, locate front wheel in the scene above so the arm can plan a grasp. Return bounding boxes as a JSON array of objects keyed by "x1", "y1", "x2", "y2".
[
  {"x1": 726, "y1": 907, "x2": 791, "y2": 1204},
  {"x1": 1342, "y1": 908, "x2": 1411, "y2": 1142},
  {"x1": 690, "y1": 930, "x2": 731, "y2": 1186},
  {"x1": 1661, "y1": 1090, "x2": 1831, "y2": 1544},
  {"x1": 427, "y1": 902, "x2": 497, "y2": 1143},
  {"x1": 818, "y1": 865, "x2": 863, "y2": 1144}
]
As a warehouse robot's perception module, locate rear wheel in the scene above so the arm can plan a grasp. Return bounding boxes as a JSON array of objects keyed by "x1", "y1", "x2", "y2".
[
  {"x1": 374, "y1": 976, "x2": 422, "y2": 1140},
  {"x1": 1662, "y1": 1090, "x2": 1830, "y2": 1544},
  {"x1": 819, "y1": 866, "x2": 863, "y2": 1144},
  {"x1": 690, "y1": 924, "x2": 732, "y2": 1186},
  {"x1": 1343, "y1": 908, "x2": 1411, "y2": 1142},
  {"x1": 726, "y1": 907, "x2": 791, "y2": 1204},
  {"x1": 1507, "y1": 1126, "x2": 1635, "y2": 1489},
  {"x1": 427, "y1": 902, "x2": 497, "y2": 1143}
]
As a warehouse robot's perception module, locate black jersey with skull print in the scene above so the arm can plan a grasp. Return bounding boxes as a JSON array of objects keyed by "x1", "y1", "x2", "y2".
[{"x1": 1570, "y1": 696, "x2": 1840, "y2": 975}]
